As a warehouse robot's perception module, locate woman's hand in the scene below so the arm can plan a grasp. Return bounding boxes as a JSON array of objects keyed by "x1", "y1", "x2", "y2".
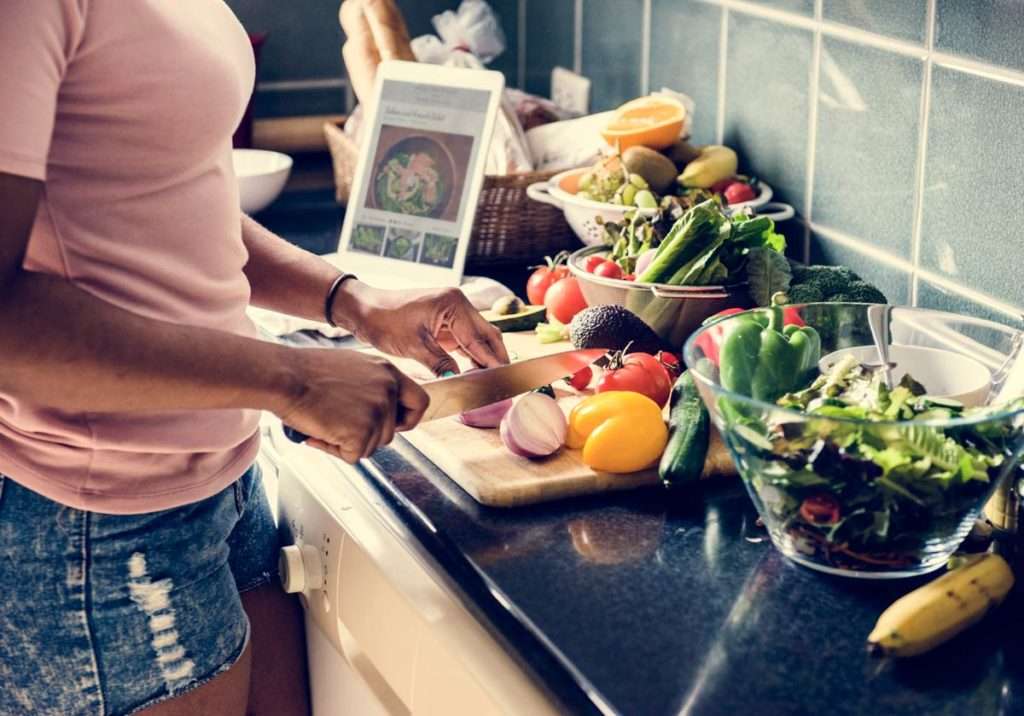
[
  {"x1": 333, "y1": 282, "x2": 510, "y2": 376},
  {"x1": 275, "y1": 347, "x2": 429, "y2": 463}
]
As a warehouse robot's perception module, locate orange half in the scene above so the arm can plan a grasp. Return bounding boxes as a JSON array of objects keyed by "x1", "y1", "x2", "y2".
[{"x1": 600, "y1": 96, "x2": 687, "y2": 152}]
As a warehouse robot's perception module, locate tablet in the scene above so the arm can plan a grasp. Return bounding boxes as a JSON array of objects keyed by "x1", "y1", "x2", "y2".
[{"x1": 337, "y1": 60, "x2": 505, "y2": 287}]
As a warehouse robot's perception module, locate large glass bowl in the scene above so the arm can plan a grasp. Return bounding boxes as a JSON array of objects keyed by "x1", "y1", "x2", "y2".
[{"x1": 683, "y1": 303, "x2": 1024, "y2": 578}]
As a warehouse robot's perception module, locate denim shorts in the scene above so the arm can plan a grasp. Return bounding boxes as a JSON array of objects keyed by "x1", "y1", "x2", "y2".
[{"x1": 0, "y1": 463, "x2": 281, "y2": 715}]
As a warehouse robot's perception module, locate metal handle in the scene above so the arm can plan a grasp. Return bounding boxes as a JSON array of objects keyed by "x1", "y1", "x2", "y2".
[
  {"x1": 754, "y1": 202, "x2": 795, "y2": 222},
  {"x1": 649, "y1": 285, "x2": 731, "y2": 300},
  {"x1": 525, "y1": 181, "x2": 564, "y2": 209}
]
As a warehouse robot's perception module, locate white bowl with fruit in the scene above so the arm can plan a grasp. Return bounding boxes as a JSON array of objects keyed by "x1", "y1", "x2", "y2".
[{"x1": 527, "y1": 95, "x2": 794, "y2": 245}]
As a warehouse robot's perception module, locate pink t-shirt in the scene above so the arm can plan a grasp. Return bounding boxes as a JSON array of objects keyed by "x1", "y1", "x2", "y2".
[{"x1": 0, "y1": 0, "x2": 263, "y2": 514}]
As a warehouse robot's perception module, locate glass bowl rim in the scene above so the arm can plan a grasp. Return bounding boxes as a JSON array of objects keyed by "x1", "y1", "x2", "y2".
[{"x1": 682, "y1": 302, "x2": 1024, "y2": 429}]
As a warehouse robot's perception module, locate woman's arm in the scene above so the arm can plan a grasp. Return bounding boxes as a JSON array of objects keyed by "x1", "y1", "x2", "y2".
[
  {"x1": 240, "y1": 214, "x2": 509, "y2": 375},
  {"x1": 0, "y1": 174, "x2": 427, "y2": 461}
]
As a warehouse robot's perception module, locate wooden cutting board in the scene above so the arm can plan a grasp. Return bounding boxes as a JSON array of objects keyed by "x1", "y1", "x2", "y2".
[{"x1": 400, "y1": 332, "x2": 734, "y2": 508}]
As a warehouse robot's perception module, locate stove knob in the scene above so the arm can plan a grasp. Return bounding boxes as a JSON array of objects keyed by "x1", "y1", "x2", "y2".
[{"x1": 279, "y1": 544, "x2": 323, "y2": 594}]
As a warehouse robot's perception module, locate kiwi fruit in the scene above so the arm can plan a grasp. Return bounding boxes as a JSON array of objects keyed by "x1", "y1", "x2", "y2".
[
  {"x1": 621, "y1": 146, "x2": 678, "y2": 194},
  {"x1": 664, "y1": 140, "x2": 702, "y2": 170}
]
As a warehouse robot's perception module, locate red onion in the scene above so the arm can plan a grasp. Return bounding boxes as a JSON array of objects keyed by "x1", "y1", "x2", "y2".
[
  {"x1": 499, "y1": 393, "x2": 567, "y2": 458},
  {"x1": 635, "y1": 248, "x2": 659, "y2": 278},
  {"x1": 457, "y1": 398, "x2": 514, "y2": 428}
]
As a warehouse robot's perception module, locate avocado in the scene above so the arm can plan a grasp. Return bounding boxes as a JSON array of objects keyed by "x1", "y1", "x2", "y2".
[
  {"x1": 569, "y1": 305, "x2": 666, "y2": 354},
  {"x1": 621, "y1": 146, "x2": 677, "y2": 194},
  {"x1": 481, "y1": 304, "x2": 547, "y2": 332}
]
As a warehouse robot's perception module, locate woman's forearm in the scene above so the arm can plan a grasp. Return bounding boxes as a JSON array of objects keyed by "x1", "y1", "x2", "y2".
[{"x1": 0, "y1": 269, "x2": 297, "y2": 414}]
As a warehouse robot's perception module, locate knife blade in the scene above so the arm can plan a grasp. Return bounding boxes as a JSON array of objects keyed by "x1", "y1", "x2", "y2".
[{"x1": 282, "y1": 348, "x2": 606, "y2": 443}]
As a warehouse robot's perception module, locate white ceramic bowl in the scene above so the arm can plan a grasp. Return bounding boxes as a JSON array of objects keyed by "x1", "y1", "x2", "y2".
[
  {"x1": 820, "y1": 344, "x2": 992, "y2": 407},
  {"x1": 232, "y1": 149, "x2": 293, "y2": 214},
  {"x1": 527, "y1": 167, "x2": 794, "y2": 246}
]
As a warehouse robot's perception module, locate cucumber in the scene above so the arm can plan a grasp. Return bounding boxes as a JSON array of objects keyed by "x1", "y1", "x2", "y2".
[{"x1": 659, "y1": 371, "x2": 711, "y2": 488}]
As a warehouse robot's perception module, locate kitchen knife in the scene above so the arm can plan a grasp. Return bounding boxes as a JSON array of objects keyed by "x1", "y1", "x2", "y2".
[{"x1": 282, "y1": 348, "x2": 606, "y2": 443}]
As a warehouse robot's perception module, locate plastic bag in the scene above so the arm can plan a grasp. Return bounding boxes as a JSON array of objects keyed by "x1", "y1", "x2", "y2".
[{"x1": 416, "y1": 0, "x2": 506, "y2": 65}]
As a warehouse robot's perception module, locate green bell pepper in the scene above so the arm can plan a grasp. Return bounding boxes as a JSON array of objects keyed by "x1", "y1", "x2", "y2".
[{"x1": 719, "y1": 297, "x2": 821, "y2": 402}]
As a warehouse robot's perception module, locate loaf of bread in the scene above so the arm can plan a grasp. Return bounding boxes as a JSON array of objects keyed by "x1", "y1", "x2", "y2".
[{"x1": 339, "y1": 0, "x2": 415, "y2": 107}]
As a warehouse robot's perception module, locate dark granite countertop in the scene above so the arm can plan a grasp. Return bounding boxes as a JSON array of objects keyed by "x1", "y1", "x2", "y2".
[{"x1": 268, "y1": 192, "x2": 1024, "y2": 716}]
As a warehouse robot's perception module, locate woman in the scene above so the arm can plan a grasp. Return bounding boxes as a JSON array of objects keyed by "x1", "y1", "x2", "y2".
[{"x1": 0, "y1": 2, "x2": 507, "y2": 714}]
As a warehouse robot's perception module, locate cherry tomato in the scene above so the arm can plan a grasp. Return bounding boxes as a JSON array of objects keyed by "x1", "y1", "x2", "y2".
[
  {"x1": 583, "y1": 255, "x2": 605, "y2": 273},
  {"x1": 710, "y1": 177, "x2": 736, "y2": 194},
  {"x1": 544, "y1": 276, "x2": 588, "y2": 324},
  {"x1": 526, "y1": 255, "x2": 570, "y2": 305},
  {"x1": 596, "y1": 351, "x2": 672, "y2": 407},
  {"x1": 799, "y1": 494, "x2": 841, "y2": 525},
  {"x1": 724, "y1": 181, "x2": 757, "y2": 205},
  {"x1": 656, "y1": 351, "x2": 681, "y2": 377},
  {"x1": 566, "y1": 366, "x2": 593, "y2": 391},
  {"x1": 594, "y1": 260, "x2": 623, "y2": 280}
]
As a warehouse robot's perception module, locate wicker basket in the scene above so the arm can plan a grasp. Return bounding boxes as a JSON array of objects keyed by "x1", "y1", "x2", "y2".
[{"x1": 324, "y1": 121, "x2": 579, "y2": 269}]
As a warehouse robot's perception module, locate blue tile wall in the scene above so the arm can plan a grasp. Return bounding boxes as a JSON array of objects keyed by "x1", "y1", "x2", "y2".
[
  {"x1": 581, "y1": 0, "x2": 645, "y2": 111},
  {"x1": 241, "y1": 0, "x2": 1024, "y2": 319},
  {"x1": 649, "y1": 0, "x2": 722, "y2": 145},
  {"x1": 823, "y1": 1, "x2": 928, "y2": 44},
  {"x1": 723, "y1": 12, "x2": 812, "y2": 213},
  {"x1": 811, "y1": 38, "x2": 922, "y2": 259},
  {"x1": 524, "y1": 0, "x2": 575, "y2": 97},
  {"x1": 935, "y1": 0, "x2": 1024, "y2": 72},
  {"x1": 919, "y1": 65, "x2": 1024, "y2": 309}
]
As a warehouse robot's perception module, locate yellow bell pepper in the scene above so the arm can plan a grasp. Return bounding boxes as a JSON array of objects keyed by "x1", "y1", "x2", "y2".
[{"x1": 567, "y1": 391, "x2": 668, "y2": 473}]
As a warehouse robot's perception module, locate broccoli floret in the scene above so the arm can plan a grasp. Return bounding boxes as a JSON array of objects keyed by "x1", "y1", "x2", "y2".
[
  {"x1": 831, "y1": 281, "x2": 888, "y2": 304},
  {"x1": 786, "y1": 283, "x2": 826, "y2": 304}
]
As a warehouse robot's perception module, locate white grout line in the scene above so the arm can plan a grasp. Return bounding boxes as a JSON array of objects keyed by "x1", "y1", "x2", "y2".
[
  {"x1": 812, "y1": 222, "x2": 917, "y2": 273},
  {"x1": 712, "y1": 0, "x2": 817, "y2": 30},
  {"x1": 916, "y1": 268, "x2": 1024, "y2": 319},
  {"x1": 802, "y1": 0, "x2": 823, "y2": 264},
  {"x1": 517, "y1": 0, "x2": 527, "y2": 90},
  {"x1": 573, "y1": 0, "x2": 583, "y2": 74},
  {"x1": 641, "y1": 0, "x2": 652, "y2": 96},
  {"x1": 819, "y1": 20, "x2": 927, "y2": 59},
  {"x1": 932, "y1": 51, "x2": 1024, "y2": 88},
  {"x1": 714, "y1": 6, "x2": 729, "y2": 144},
  {"x1": 257, "y1": 78, "x2": 347, "y2": 92},
  {"x1": 909, "y1": 0, "x2": 937, "y2": 306}
]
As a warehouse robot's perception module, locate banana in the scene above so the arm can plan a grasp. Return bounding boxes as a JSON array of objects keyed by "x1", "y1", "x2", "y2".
[
  {"x1": 678, "y1": 145, "x2": 738, "y2": 189},
  {"x1": 867, "y1": 553, "x2": 1014, "y2": 657}
]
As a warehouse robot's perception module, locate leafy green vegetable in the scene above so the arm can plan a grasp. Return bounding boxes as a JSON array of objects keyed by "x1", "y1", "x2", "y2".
[{"x1": 746, "y1": 247, "x2": 793, "y2": 306}]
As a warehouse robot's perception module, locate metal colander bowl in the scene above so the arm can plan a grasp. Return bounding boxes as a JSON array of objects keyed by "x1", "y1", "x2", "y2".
[{"x1": 568, "y1": 245, "x2": 749, "y2": 349}]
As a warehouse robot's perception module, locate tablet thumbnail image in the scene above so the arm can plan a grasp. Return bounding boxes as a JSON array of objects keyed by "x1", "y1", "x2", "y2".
[
  {"x1": 368, "y1": 126, "x2": 473, "y2": 222},
  {"x1": 350, "y1": 224, "x2": 386, "y2": 255},
  {"x1": 383, "y1": 228, "x2": 423, "y2": 262},
  {"x1": 420, "y1": 232, "x2": 458, "y2": 268}
]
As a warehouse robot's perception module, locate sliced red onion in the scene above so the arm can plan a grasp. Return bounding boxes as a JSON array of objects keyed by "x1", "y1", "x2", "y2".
[
  {"x1": 634, "y1": 248, "x2": 659, "y2": 278},
  {"x1": 457, "y1": 398, "x2": 514, "y2": 428},
  {"x1": 500, "y1": 393, "x2": 567, "y2": 458}
]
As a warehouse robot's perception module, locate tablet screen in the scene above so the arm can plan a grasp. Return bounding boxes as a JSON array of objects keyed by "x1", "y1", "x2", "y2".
[{"x1": 347, "y1": 79, "x2": 493, "y2": 271}]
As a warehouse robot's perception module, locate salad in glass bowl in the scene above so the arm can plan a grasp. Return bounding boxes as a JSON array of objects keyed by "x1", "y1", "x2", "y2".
[{"x1": 684, "y1": 301, "x2": 1024, "y2": 577}]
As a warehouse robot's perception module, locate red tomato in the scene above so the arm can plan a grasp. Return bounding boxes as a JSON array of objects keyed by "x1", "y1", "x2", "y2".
[
  {"x1": 526, "y1": 259, "x2": 569, "y2": 305},
  {"x1": 710, "y1": 178, "x2": 736, "y2": 194},
  {"x1": 783, "y1": 306, "x2": 806, "y2": 327},
  {"x1": 596, "y1": 352, "x2": 672, "y2": 407},
  {"x1": 594, "y1": 260, "x2": 623, "y2": 280},
  {"x1": 566, "y1": 366, "x2": 593, "y2": 391},
  {"x1": 656, "y1": 351, "x2": 681, "y2": 376},
  {"x1": 544, "y1": 277, "x2": 588, "y2": 324},
  {"x1": 622, "y1": 274, "x2": 636, "y2": 281},
  {"x1": 799, "y1": 494, "x2": 841, "y2": 525},
  {"x1": 583, "y1": 255, "x2": 605, "y2": 273},
  {"x1": 724, "y1": 181, "x2": 757, "y2": 205}
]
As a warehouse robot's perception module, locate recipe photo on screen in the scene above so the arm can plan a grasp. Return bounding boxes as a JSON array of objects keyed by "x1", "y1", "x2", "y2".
[{"x1": 349, "y1": 79, "x2": 490, "y2": 269}]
